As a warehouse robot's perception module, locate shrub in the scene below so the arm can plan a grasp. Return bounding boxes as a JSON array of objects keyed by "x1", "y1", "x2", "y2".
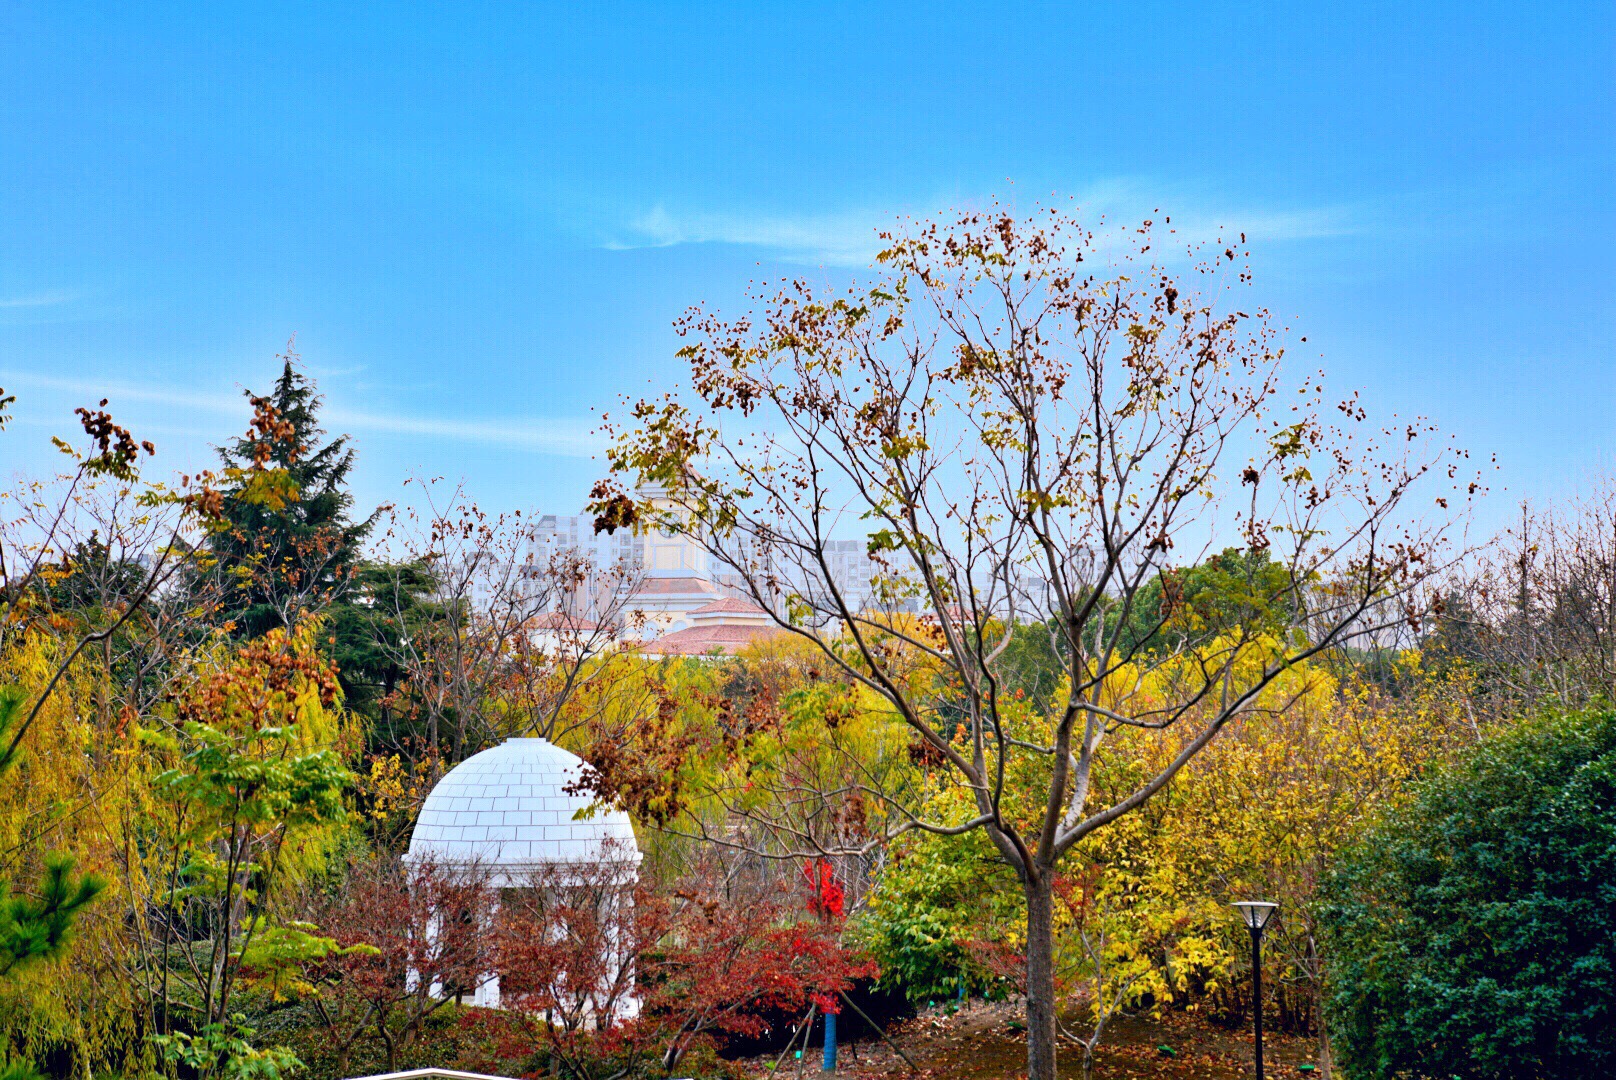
[
  {"x1": 1319, "y1": 707, "x2": 1616, "y2": 1078},
  {"x1": 856, "y1": 828, "x2": 1004, "y2": 1004}
]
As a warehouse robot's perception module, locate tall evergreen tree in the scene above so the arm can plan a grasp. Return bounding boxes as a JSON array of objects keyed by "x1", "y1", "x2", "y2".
[{"x1": 208, "y1": 348, "x2": 374, "y2": 639}]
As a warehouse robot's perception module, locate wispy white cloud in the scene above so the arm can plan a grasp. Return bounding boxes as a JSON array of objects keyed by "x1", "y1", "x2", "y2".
[
  {"x1": 599, "y1": 181, "x2": 1359, "y2": 266},
  {"x1": 322, "y1": 407, "x2": 602, "y2": 457},
  {"x1": 0, "y1": 289, "x2": 80, "y2": 309},
  {"x1": 0, "y1": 371, "x2": 601, "y2": 457},
  {"x1": 608, "y1": 205, "x2": 896, "y2": 266},
  {"x1": 0, "y1": 371, "x2": 241, "y2": 413}
]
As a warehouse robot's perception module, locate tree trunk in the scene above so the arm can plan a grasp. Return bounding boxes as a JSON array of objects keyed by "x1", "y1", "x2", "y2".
[
  {"x1": 378, "y1": 1009, "x2": 397, "y2": 1072},
  {"x1": 1025, "y1": 876, "x2": 1059, "y2": 1080}
]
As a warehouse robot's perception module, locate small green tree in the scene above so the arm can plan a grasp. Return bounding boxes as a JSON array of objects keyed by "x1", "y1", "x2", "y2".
[
  {"x1": 148, "y1": 1018, "x2": 303, "y2": 1080},
  {"x1": 1320, "y1": 707, "x2": 1616, "y2": 1078},
  {"x1": 134, "y1": 623, "x2": 355, "y2": 1080},
  {"x1": 857, "y1": 824, "x2": 1011, "y2": 1003}
]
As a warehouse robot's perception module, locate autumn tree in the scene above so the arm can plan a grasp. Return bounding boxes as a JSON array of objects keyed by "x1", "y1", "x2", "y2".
[
  {"x1": 134, "y1": 621, "x2": 354, "y2": 1039},
  {"x1": 481, "y1": 849, "x2": 875, "y2": 1079},
  {"x1": 295, "y1": 856, "x2": 496, "y2": 1075},
  {"x1": 591, "y1": 207, "x2": 1471, "y2": 1080},
  {"x1": 0, "y1": 393, "x2": 188, "y2": 751},
  {"x1": 0, "y1": 391, "x2": 188, "y2": 1000},
  {"x1": 646, "y1": 853, "x2": 875, "y2": 1074},
  {"x1": 1429, "y1": 477, "x2": 1616, "y2": 721},
  {"x1": 0, "y1": 388, "x2": 326, "y2": 1074}
]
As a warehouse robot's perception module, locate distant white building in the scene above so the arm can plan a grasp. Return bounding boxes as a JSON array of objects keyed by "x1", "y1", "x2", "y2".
[
  {"x1": 619, "y1": 486, "x2": 787, "y2": 656},
  {"x1": 528, "y1": 514, "x2": 639, "y2": 572},
  {"x1": 519, "y1": 499, "x2": 949, "y2": 650}
]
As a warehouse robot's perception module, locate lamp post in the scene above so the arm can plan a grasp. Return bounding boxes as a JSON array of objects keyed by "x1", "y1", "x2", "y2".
[{"x1": 1232, "y1": 901, "x2": 1278, "y2": 1080}]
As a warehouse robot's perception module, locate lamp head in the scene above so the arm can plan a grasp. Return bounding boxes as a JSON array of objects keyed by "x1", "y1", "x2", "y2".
[{"x1": 1233, "y1": 900, "x2": 1278, "y2": 931}]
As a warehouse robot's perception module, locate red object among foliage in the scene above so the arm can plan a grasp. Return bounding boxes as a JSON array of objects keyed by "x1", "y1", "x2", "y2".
[
  {"x1": 456, "y1": 855, "x2": 877, "y2": 1076},
  {"x1": 802, "y1": 858, "x2": 845, "y2": 921}
]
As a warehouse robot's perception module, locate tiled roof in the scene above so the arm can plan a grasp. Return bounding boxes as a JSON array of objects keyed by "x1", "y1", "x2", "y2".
[
  {"x1": 630, "y1": 576, "x2": 723, "y2": 596},
  {"x1": 405, "y1": 738, "x2": 639, "y2": 878},
  {"x1": 690, "y1": 597, "x2": 771, "y2": 615},
  {"x1": 638, "y1": 623, "x2": 788, "y2": 656},
  {"x1": 524, "y1": 613, "x2": 600, "y2": 631}
]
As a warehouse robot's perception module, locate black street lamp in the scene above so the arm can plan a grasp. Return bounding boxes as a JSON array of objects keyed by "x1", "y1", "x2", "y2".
[{"x1": 1233, "y1": 901, "x2": 1278, "y2": 1080}]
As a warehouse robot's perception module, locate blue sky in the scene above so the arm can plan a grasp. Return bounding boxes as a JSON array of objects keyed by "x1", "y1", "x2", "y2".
[{"x1": 2, "y1": 2, "x2": 1611, "y2": 534}]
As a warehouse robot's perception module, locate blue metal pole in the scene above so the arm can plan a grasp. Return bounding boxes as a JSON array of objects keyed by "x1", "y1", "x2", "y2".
[{"x1": 822, "y1": 1008, "x2": 837, "y2": 1073}]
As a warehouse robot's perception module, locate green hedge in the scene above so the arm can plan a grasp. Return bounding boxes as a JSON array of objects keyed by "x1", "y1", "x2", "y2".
[{"x1": 1320, "y1": 707, "x2": 1616, "y2": 1078}]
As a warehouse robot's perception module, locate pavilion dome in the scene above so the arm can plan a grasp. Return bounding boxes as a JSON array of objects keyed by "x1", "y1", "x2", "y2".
[{"x1": 405, "y1": 738, "x2": 639, "y2": 882}]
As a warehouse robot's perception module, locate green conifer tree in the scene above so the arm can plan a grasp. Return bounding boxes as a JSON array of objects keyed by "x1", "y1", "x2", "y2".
[{"x1": 207, "y1": 348, "x2": 375, "y2": 639}]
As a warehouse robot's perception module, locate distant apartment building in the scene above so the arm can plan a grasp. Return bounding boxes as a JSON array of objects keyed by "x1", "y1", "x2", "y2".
[
  {"x1": 807, "y1": 539, "x2": 920, "y2": 614},
  {"x1": 527, "y1": 512, "x2": 767, "y2": 603},
  {"x1": 527, "y1": 514, "x2": 640, "y2": 571}
]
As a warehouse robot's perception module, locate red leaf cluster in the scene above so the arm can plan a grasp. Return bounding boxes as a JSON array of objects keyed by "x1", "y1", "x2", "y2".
[
  {"x1": 482, "y1": 856, "x2": 876, "y2": 1075},
  {"x1": 298, "y1": 858, "x2": 498, "y2": 1074},
  {"x1": 802, "y1": 858, "x2": 846, "y2": 922}
]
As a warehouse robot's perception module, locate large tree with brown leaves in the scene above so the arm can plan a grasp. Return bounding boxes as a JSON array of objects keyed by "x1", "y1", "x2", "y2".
[{"x1": 592, "y1": 207, "x2": 1474, "y2": 1080}]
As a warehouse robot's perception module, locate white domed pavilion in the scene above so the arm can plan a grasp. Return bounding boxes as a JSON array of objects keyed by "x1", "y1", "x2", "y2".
[
  {"x1": 406, "y1": 737, "x2": 640, "y2": 883},
  {"x1": 404, "y1": 737, "x2": 641, "y2": 1010}
]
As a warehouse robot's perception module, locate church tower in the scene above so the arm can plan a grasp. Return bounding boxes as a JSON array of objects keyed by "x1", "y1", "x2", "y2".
[
  {"x1": 641, "y1": 484, "x2": 709, "y2": 578},
  {"x1": 625, "y1": 484, "x2": 723, "y2": 636}
]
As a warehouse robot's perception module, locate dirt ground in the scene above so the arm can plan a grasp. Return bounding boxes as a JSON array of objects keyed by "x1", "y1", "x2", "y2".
[{"x1": 744, "y1": 1000, "x2": 1323, "y2": 1079}]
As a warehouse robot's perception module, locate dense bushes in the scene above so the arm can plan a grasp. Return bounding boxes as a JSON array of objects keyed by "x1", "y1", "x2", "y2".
[{"x1": 1320, "y1": 707, "x2": 1616, "y2": 1079}]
